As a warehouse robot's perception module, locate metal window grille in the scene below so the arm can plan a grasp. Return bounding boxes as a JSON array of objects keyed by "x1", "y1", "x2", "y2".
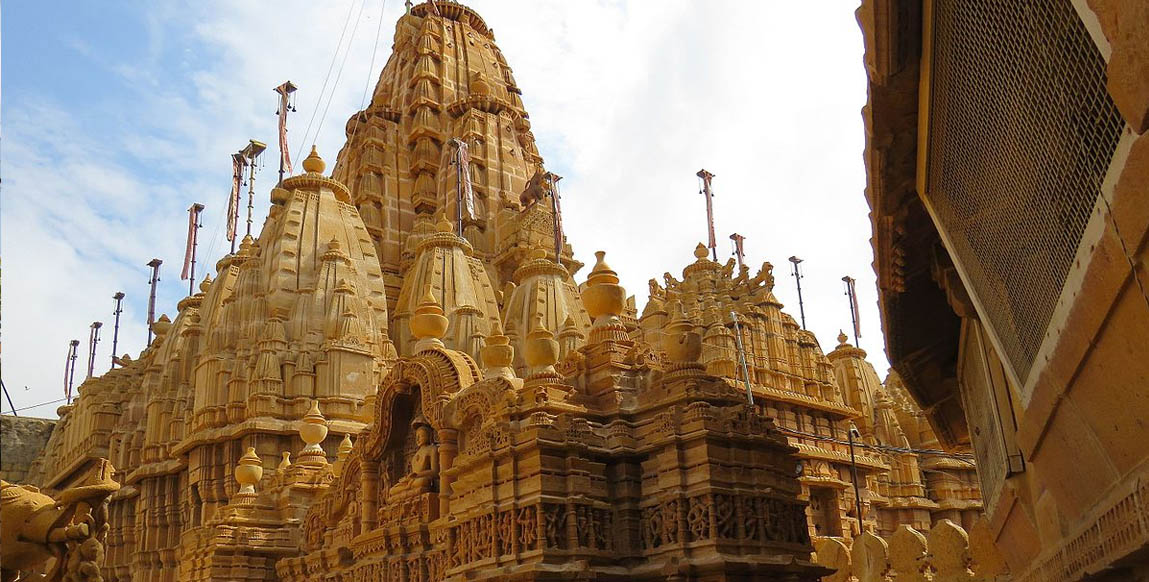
[{"x1": 926, "y1": 0, "x2": 1124, "y2": 383}]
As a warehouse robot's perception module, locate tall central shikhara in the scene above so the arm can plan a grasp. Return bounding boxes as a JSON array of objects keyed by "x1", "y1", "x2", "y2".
[
  {"x1": 21, "y1": 4, "x2": 983, "y2": 582},
  {"x1": 332, "y1": 2, "x2": 554, "y2": 303}
]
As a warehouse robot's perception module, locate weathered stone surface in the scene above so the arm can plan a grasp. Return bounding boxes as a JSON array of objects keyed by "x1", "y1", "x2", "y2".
[{"x1": 0, "y1": 416, "x2": 56, "y2": 484}]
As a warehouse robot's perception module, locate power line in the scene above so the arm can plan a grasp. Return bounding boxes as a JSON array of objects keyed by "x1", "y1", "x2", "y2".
[
  {"x1": 773, "y1": 425, "x2": 977, "y2": 464},
  {"x1": 296, "y1": 0, "x2": 362, "y2": 164},
  {"x1": 1, "y1": 396, "x2": 69, "y2": 415},
  {"x1": 345, "y1": 0, "x2": 389, "y2": 150},
  {"x1": 315, "y1": 0, "x2": 370, "y2": 145}
]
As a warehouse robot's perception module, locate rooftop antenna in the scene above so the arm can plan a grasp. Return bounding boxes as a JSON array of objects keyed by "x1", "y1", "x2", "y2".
[
  {"x1": 697, "y1": 169, "x2": 717, "y2": 261},
  {"x1": 729, "y1": 233, "x2": 746, "y2": 269},
  {"x1": 241, "y1": 139, "x2": 268, "y2": 238},
  {"x1": 110, "y1": 292, "x2": 125, "y2": 370},
  {"x1": 181, "y1": 203, "x2": 205, "y2": 296},
  {"x1": 228, "y1": 152, "x2": 245, "y2": 253},
  {"x1": 842, "y1": 275, "x2": 862, "y2": 346},
  {"x1": 274, "y1": 81, "x2": 298, "y2": 185},
  {"x1": 86, "y1": 321, "x2": 103, "y2": 379},
  {"x1": 66, "y1": 339, "x2": 80, "y2": 402},
  {"x1": 146, "y1": 258, "x2": 163, "y2": 346},
  {"x1": 546, "y1": 171, "x2": 564, "y2": 263},
  {"x1": 789, "y1": 256, "x2": 807, "y2": 329},
  {"x1": 449, "y1": 138, "x2": 474, "y2": 238}
]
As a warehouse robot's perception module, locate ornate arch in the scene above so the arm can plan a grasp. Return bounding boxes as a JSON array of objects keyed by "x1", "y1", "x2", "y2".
[
  {"x1": 442, "y1": 376, "x2": 516, "y2": 430},
  {"x1": 363, "y1": 349, "x2": 480, "y2": 459}
]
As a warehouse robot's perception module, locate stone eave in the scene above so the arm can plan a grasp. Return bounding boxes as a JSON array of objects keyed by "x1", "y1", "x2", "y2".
[{"x1": 858, "y1": 0, "x2": 969, "y2": 447}]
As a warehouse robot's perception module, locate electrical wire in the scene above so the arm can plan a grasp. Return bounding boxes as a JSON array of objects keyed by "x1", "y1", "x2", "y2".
[
  {"x1": 1, "y1": 397, "x2": 69, "y2": 415},
  {"x1": 345, "y1": 0, "x2": 389, "y2": 150},
  {"x1": 296, "y1": 0, "x2": 362, "y2": 164},
  {"x1": 772, "y1": 425, "x2": 977, "y2": 464},
  {"x1": 315, "y1": 0, "x2": 369, "y2": 147}
]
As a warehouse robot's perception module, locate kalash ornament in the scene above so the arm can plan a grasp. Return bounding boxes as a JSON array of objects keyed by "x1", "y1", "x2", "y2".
[
  {"x1": 297, "y1": 400, "x2": 329, "y2": 468},
  {"x1": 581, "y1": 251, "x2": 629, "y2": 344}
]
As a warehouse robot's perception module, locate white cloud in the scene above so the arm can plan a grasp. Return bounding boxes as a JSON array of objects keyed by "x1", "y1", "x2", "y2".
[{"x1": 2, "y1": 0, "x2": 884, "y2": 417}]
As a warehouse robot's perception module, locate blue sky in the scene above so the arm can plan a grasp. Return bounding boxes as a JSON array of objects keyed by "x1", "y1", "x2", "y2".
[{"x1": 2, "y1": 0, "x2": 880, "y2": 417}]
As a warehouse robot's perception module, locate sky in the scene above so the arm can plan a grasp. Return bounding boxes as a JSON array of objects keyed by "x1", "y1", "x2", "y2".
[{"x1": 1, "y1": 0, "x2": 881, "y2": 418}]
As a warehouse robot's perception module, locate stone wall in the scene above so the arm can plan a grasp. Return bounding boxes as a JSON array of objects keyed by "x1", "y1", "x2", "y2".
[{"x1": 0, "y1": 415, "x2": 57, "y2": 484}]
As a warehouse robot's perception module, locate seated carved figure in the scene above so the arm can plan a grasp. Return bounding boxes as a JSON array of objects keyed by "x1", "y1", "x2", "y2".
[{"x1": 387, "y1": 424, "x2": 439, "y2": 501}]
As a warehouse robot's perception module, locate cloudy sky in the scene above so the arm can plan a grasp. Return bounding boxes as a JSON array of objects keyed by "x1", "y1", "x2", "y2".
[{"x1": 2, "y1": 0, "x2": 880, "y2": 417}]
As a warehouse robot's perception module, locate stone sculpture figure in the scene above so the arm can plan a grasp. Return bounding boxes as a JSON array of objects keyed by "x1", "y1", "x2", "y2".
[
  {"x1": 0, "y1": 459, "x2": 119, "y2": 582},
  {"x1": 388, "y1": 423, "x2": 439, "y2": 500},
  {"x1": 519, "y1": 168, "x2": 555, "y2": 208}
]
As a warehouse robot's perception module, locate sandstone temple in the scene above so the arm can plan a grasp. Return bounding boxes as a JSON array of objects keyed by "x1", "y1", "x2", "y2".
[{"x1": 3, "y1": 2, "x2": 992, "y2": 581}]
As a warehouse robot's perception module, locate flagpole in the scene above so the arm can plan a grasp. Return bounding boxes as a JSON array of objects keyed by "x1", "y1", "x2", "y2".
[
  {"x1": 842, "y1": 275, "x2": 861, "y2": 346},
  {"x1": 184, "y1": 203, "x2": 205, "y2": 296},
  {"x1": 697, "y1": 169, "x2": 717, "y2": 261}
]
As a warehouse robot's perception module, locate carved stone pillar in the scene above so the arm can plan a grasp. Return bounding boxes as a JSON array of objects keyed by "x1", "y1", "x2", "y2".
[
  {"x1": 437, "y1": 428, "x2": 458, "y2": 515},
  {"x1": 361, "y1": 459, "x2": 380, "y2": 531}
]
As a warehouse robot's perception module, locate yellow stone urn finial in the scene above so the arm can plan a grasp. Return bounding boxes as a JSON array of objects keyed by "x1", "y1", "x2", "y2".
[
  {"x1": 333, "y1": 434, "x2": 354, "y2": 478},
  {"x1": 481, "y1": 321, "x2": 515, "y2": 378},
  {"x1": 838, "y1": 330, "x2": 849, "y2": 346},
  {"x1": 664, "y1": 300, "x2": 703, "y2": 368},
  {"x1": 524, "y1": 313, "x2": 559, "y2": 371},
  {"x1": 302, "y1": 145, "x2": 325, "y2": 174},
  {"x1": 411, "y1": 285, "x2": 449, "y2": 351},
  {"x1": 277, "y1": 452, "x2": 292, "y2": 473},
  {"x1": 298, "y1": 400, "x2": 329, "y2": 466},
  {"x1": 581, "y1": 251, "x2": 629, "y2": 344},
  {"x1": 694, "y1": 243, "x2": 709, "y2": 260},
  {"x1": 435, "y1": 213, "x2": 453, "y2": 234},
  {"x1": 235, "y1": 446, "x2": 263, "y2": 497},
  {"x1": 152, "y1": 314, "x2": 173, "y2": 337},
  {"x1": 583, "y1": 251, "x2": 625, "y2": 321}
]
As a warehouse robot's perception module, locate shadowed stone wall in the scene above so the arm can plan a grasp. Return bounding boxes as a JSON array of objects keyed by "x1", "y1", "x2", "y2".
[{"x1": 1, "y1": 415, "x2": 57, "y2": 484}]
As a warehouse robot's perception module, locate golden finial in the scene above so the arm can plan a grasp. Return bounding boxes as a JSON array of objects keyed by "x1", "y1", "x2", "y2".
[
  {"x1": 587, "y1": 251, "x2": 620, "y2": 286},
  {"x1": 411, "y1": 285, "x2": 449, "y2": 348},
  {"x1": 693, "y1": 243, "x2": 709, "y2": 260},
  {"x1": 481, "y1": 321, "x2": 515, "y2": 374},
  {"x1": 435, "y1": 213, "x2": 453, "y2": 233},
  {"x1": 199, "y1": 274, "x2": 213, "y2": 294},
  {"x1": 524, "y1": 313, "x2": 559, "y2": 372},
  {"x1": 302, "y1": 146, "x2": 325, "y2": 174},
  {"x1": 238, "y1": 234, "x2": 256, "y2": 256},
  {"x1": 664, "y1": 300, "x2": 703, "y2": 367},
  {"x1": 235, "y1": 446, "x2": 264, "y2": 497},
  {"x1": 298, "y1": 400, "x2": 329, "y2": 466},
  {"x1": 837, "y1": 330, "x2": 849, "y2": 345},
  {"x1": 153, "y1": 314, "x2": 173, "y2": 336}
]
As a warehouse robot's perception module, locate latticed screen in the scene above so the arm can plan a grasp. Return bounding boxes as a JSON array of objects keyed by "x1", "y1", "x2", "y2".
[{"x1": 926, "y1": 0, "x2": 1124, "y2": 384}]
